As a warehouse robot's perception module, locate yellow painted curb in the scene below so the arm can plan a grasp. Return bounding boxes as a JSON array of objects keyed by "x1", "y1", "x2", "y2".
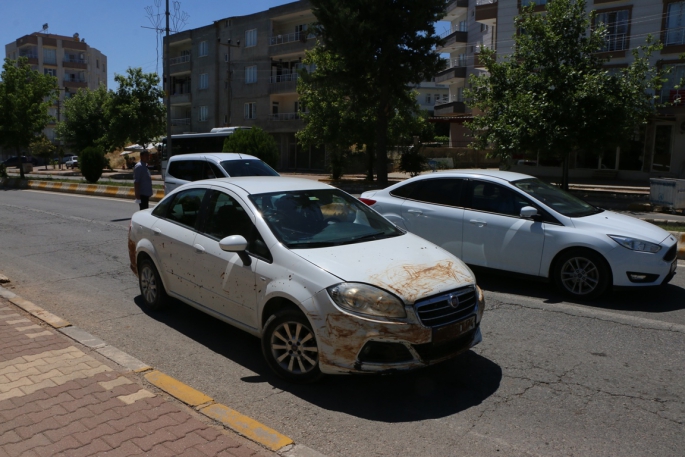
[
  {"x1": 9, "y1": 297, "x2": 70, "y2": 328},
  {"x1": 144, "y1": 370, "x2": 213, "y2": 407},
  {"x1": 200, "y1": 403, "x2": 293, "y2": 451}
]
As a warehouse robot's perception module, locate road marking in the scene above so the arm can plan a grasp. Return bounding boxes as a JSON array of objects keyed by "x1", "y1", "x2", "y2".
[{"x1": 144, "y1": 370, "x2": 213, "y2": 407}]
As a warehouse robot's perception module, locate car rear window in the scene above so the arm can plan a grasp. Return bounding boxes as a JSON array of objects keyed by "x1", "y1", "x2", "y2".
[{"x1": 221, "y1": 159, "x2": 278, "y2": 177}]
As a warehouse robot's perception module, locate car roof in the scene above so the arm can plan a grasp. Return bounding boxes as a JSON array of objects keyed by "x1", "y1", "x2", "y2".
[
  {"x1": 168, "y1": 152, "x2": 260, "y2": 161},
  {"x1": 413, "y1": 169, "x2": 533, "y2": 183},
  {"x1": 200, "y1": 176, "x2": 334, "y2": 195}
]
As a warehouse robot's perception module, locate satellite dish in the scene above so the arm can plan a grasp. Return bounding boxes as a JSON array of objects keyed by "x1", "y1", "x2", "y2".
[{"x1": 42, "y1": 23, "x2": 48, "y2": 31}]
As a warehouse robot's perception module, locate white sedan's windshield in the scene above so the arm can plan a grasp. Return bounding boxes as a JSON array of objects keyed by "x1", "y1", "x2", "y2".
[
  {"x1": 250, "y1": 189, "x2": 403, "y2": 248},
  {"x1": 513, "y1": 178, "x2": 602, "y2": 217}
]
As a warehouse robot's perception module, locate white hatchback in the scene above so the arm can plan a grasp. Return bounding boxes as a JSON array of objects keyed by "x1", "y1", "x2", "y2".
[
  {"x1": 164, "y1": 152, "x2": 279, "y2": 194},
  {"x1": 361, "y1": 170, "x2": 678, "y2": 299},
  {"x1": 128, "y1": 177, "x2": 485, "y2": 382}
]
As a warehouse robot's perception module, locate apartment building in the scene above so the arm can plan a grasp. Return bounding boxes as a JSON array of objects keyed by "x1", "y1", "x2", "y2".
[
  {"x1": 4, "y1": 32, "x2": 107, "y2": 145},
  {"x1": 414, "y1": 80, "x2": 450, "y2": 113},
  {"x1": 436, "y1": 0, "x2": 685, "y2": 180},
  {"x1": 164, "y1": 0, "x2": 322, "y2": 171}
]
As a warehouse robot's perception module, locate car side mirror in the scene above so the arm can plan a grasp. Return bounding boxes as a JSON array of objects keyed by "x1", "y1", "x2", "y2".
[
  {"x1": 219, "y1": 235, "x2": 251, "y2": 265},
  {"x1": 520, "y1": 206, "x2": 540, "y2": 220}
]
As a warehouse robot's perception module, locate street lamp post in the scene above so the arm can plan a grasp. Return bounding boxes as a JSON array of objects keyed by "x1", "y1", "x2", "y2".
[{"x1": 218, "y1": 38, "x2": 240, "y2": 126}]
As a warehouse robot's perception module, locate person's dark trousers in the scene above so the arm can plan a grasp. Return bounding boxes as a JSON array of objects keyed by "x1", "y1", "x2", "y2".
[{"x1": 139, "y1": 195, "x2": 150, "y2": 211}]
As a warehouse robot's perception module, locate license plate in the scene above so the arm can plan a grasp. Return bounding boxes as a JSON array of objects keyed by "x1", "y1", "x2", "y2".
[{"x1": 433, "y1": 316, "x2": 476, "y2": 344}]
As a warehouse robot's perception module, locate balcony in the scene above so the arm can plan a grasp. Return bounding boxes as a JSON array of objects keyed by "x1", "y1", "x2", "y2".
[
  {"x1": 63, "y1": 56, "x2": 87, "y2": 70},
  {"x1": 170, "y1": 92, "x2": 191, "y2": 105},
  {"x1": 443, "y1": 0, "x2": 469, "y2": 21},
  {"x1": 16, "y1": 35, "x2": 38, "y2": 47},
  {"x1": 473, "y1": 51, "x2": 494, "y2": 70},
  {"x1": 63, "y1": 76, "x2": 87, "y2": 89},
  {"x1": 439, "y1": 31, "x2": 468, "y2": 54},
  {"x1": 270, "y1": 112, "x2": 301, "y2": 121},
  {"x1": 269, "y1": 31, "x2": 314, "y2": 57},
  {"x1": 269, "y1": 73, "x2": 298, "y2": 94},
  {"x1": 436, "y1": 65, "x2": 467, "y2": 85},
  {"x1": 170, "y1": 54, "x2": 191, "y2": 75},
  {"x1": 170, "y1": 54, "x2": 190, "y2": 65},
  {"x1": 171, "y1": 118, "x2": 191, "y2": 126},
  {"x1": 63, "y1": 40, "x2": 87, "y2": 51},
  {"x1": 475, "y1": 0, "x2": 498, "y2": 26},
  {"x1": 19, "y1": 52, "x2": 38, "y2": 65},
  {"x1": 434, "y1": 100, "x2": 467, "y2": 116}
]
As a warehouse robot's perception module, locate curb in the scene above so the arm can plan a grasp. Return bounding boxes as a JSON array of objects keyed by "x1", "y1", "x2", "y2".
[
  {"x1": 1, "y1": 177, "x2": 165, "y2": 202},
  {"x1": 0, "y1": 284, "x2": 325, "y2": 457}
]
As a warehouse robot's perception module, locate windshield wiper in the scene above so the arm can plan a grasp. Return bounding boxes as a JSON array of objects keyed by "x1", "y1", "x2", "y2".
[{"x1": 351, "y1": 231, "x2": 387, "y2": 242}]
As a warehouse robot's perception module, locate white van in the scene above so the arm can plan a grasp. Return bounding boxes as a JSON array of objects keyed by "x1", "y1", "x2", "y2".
[{"x1": 164, "y1": 153, "x2": 279, "y2": 194}]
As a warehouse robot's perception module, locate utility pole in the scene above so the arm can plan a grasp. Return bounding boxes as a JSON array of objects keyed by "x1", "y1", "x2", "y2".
[
  {"x1": 165, "y1": 0, "x2": 171, "y2": 170},
  {"x1": 218, "y1": 39, "x2": 240, "y2": 126}
]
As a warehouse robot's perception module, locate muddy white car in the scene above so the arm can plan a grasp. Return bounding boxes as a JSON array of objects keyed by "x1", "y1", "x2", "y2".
[{"x1": 128, "y1": 177, "x2": 484, "y2": 382}]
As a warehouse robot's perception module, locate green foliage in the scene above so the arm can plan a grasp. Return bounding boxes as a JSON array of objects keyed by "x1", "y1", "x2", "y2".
[
  {"x1": 56, "y1": 85, "x2": 113, "y2": 152},
  {"x1": 108, "y1": 68, "x2": 165, "y2": 150},
  {"x1": 222, "y1": 127, "x2": 280, "y2": 169},
  {"x1": 80, "y1": 146, "x2": 107, "y2": 183},
  {"x1": 434, "y1": 135, "x2": 449, "y2": 144},
  {"x1": 0, "y1": 163, "x2": 6, "y2": 179},
  {"x1": 465, "y1": 0, "x2": 668, "y2": 189},
  {"x1": 29, "y1": 135, "x2": 56, "y2": 170},
  {"x1": 399, "y1": 147, "x2": 428, "y2": 177},
  {"x1": 0, "y1": 57, "x2": 57, "y2": 179},
  {"x1": 307, "y1": 0, "x2": 446, "y2": 184}
]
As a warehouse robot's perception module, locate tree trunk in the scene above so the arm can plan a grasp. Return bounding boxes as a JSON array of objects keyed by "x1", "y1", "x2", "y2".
[
  {"x1": 18, "y1": 148, "x2": 25, "y2": 180},
  {"x1": 366, "y1": 144, "x2": 374, "y2": 181},
  {"x1": 375, "y1": 103, "x2": 389, "y2": 186},
  {"x1": 561, "y1": 153, "x2": 569, "y2": 191}
]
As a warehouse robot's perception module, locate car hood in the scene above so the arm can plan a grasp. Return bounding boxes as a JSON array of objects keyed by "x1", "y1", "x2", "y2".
[
  {"x1": 291, "y1": 233, "x2": 475, "y2": 304},
  {"x1": 571, "y1": 211, "x2": 671, "y2": 244}
]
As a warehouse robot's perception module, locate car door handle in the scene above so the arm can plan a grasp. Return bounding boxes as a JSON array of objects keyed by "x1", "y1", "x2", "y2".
[
  {"x1": 193, "y1": 244, "x2": 205, "y2": 253},
  {"x1": 407, "y1": 209, "x2": 423, "y2": 215},
  {"x1": 469, "y1": 219, "x2": 487, "y2": 227},
  {"x1": 152, "y1": 227, "x2": 162, "y2": 235}
]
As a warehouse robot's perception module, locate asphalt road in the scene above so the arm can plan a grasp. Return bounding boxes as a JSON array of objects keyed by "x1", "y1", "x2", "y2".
[{"x1": 1, "y1": 188, "x2": 684, "y2": 457}]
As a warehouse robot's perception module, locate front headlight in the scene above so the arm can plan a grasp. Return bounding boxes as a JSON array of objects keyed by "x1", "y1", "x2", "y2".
[
  {"x1": 608, "y1": 235, "x2": 662, "y2": 253},
  {"x1": 476, "y1": 285, "x2": 485, "y2": 323},
  {"x1": 327, "y1": 283, "x2": 406, "y2": 318}
]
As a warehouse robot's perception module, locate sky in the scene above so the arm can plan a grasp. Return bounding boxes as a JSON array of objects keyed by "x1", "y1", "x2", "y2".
[{"x1": 0, "y1": 0, "x2": 300, "y2": 88}]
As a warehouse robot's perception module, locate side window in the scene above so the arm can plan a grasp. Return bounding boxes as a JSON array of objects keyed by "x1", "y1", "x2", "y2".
[
  {"x1": 410, "y1": 179, "x2": 463, "y2": 206},
  {"x1": 166, "y1": 188, "x2": 207, "y2": 229},
  {"x1": 389, "y1": 181, "x2": 423, "y2": 199},
  {"x1": 208, "y1": 162, "x2": 225, "y2": 178},
  {"x1": 467, "y1": 181, "x2": 533, "y2": 216},
  {"x1": 202, "y1": 191, "x2": 271, "y2": 261},
  {"x1": 168, "y1": 160, "x2": 205, "y2": 182}
]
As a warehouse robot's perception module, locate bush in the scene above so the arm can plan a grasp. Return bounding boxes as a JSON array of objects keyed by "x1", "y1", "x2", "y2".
[
  {"x1": 434, "y1": 135, "x2": 449, "y2": 144},
  {"x1": 399, "y1": 146, "x2": 428, "y2": 177},
  {"x1": 80, "y1": 147, "x2": 107, "y2": 183},
  {"x1": 223, "y1": 127, "x2": 280, "y2": 169},
  {"x1": 0, "y1": 163, "x2": 6, "y2": 179}
]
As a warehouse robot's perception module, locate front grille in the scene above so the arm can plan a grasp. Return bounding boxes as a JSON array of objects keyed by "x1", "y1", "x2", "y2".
[
  {"x1": 415, "y1": 286, "x2": 477, "y2": 328},
  {"x1": 664, "y1": 243, "x2": 677, "y2": 262}
]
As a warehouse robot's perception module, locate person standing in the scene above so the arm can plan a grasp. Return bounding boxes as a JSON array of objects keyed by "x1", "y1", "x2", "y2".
[{"x1": 133, "y1": 151, "x2": 153, "y2": 210}]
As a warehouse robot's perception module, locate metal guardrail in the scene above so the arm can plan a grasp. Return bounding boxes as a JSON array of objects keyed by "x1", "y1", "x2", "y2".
[
  {"x1": 170, "y1": 55, "x2": 190, "y2": 65},
  {"x1": 270, "y1": 112, "x2": 301, "y2": 121},
  {"x1": 270, "y1": 73, "x2": 298, "y2": 83},
  {"x1": 171, "y1": 118, "x2": 191, "y2": 126},
  {"x1": 270, "y1": 31, "x2": 310, "y2": 46}
]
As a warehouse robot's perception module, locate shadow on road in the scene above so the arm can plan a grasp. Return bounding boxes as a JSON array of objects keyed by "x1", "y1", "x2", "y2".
[
  {"x1": 473, "y1": 268, "x2": 685, "y2": 313},
  {"x1": 134, "y1": 295, "x2": 502, "y2": 422}
]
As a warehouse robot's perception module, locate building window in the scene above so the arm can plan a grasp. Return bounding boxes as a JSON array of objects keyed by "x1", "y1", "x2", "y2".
[
  {"x1": 245, "y1": 29, "x2": 257, "y2": 47},
  {"x1": 199, "y1": 105, "x2": 208, "y2": 122},
  {"x1": 199, "y1": 40, "x2": 208, "y2": 57},
  {"x1": 596, "y1": 10, "x2": 629, "y2": 51},
  {"x1": 199, "y1": 73, "x2": 208, "y2": 89},
  {"x1": 44, "y1": 68, "x2": 57, "y2": 77},
  {"x1": 103, "y1": 64, "x2": 106, "y2": 73},
  {"x1": 96, "y1": 59, "x2": 99, "y2": 69},
  {"x1": 43, "y1": 48, "x2": 56, "y2": 65},
  {"x1": 667, "y1": 2, "x2": 685, "y2": 46},
  {"x1": 425, "y1": 94, "x2": 431, "y2": 104},
  {"x1": 244, "y1": 102, "x2": 256, "y2": 119},
  {"x1": 245, "y1": 65, "x2": 257, "y2": 84},
  {"x1": 660, "y1": 64, "x2": 685, "y2": 103}
]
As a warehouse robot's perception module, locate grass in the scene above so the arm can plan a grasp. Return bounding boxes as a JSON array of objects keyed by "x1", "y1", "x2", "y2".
[
  {"x1": 651, "y1": 222, "x2": 685, "y2": 232},
  {"x1": 5, "y1": 173, "x2": 164, "y2": 189}
]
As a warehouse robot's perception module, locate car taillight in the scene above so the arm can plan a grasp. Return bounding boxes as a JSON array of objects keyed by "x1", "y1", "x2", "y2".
[{"x1": 359, "y1": 197, "x2": 376, "y2": 206}]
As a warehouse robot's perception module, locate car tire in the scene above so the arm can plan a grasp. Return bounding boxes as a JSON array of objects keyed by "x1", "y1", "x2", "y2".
[
  {"x1": 138, "y1": 257, "x2": 167, "y2": 311},
  {"x1": 262, "y1": 309, "x2": 323, "y2": 383},
  {"x1": 553, "y1": 248, "x2": 611, "y2": 300}
]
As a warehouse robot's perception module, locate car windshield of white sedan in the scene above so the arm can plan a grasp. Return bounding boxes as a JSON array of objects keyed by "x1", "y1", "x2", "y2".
[
  {"x1": 250, "y1": 189, "x2": 404, "y2": 248},
  {"x1": 513, "y1": 178, "x2": 603, "y2": 217}
]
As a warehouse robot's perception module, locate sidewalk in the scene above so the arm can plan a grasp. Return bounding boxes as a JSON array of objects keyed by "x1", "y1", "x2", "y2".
[{"x1": 0, "y1": 288, "x2": 318, "y2": 457}]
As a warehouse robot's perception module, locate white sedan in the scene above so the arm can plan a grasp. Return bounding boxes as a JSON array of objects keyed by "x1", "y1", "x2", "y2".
[
  {"x1": 128, "y1": 177, "x2": 485, "y2": 382},
  {"x1": 361, "y1": 170, "x2": 678, "y2": 299}
]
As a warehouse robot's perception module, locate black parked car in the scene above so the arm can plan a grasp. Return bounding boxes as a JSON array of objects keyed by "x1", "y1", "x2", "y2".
[{"x1": 2, "y1": 156, "x2": 38, "y2": 167}]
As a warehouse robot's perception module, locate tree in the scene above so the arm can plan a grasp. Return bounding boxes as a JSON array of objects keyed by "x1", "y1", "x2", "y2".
[
  {"x1": 0, "y1": 57, "x2": 57, "y2": 179},
  {"x1": 222, "y1": 127, "x2": 280, "y2": 169},
  {"x1": 29, "y1": 135, "x2": 56, "y2": 170},
  {"x1": 80, "y1": 146, "x2": 108, "y2": 183},
  {"x1": 108, "y1": 68, "x2": 165, "y2": 150},
  {"x1": 55, "y1": 85, "x2": 113, "y2": 153},
  {"x1": 466, "y1": 0, "x2": 668, "y2": 189},
  {"x1": 308, "y1": 0, "x2": 446, "y2": 185}
]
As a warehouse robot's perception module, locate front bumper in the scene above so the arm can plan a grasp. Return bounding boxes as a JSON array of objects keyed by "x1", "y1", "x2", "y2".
[
  {"x1": 607, "y1": 240, "x2": 678, "y2": 287},
  {"x1": 313, "y1": 287, "x2": 484, "y2": 375}
]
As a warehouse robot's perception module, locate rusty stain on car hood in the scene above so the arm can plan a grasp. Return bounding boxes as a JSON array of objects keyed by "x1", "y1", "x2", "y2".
[{"x1": 292, "y1": 233, "x2": 474, "y2": 304}]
